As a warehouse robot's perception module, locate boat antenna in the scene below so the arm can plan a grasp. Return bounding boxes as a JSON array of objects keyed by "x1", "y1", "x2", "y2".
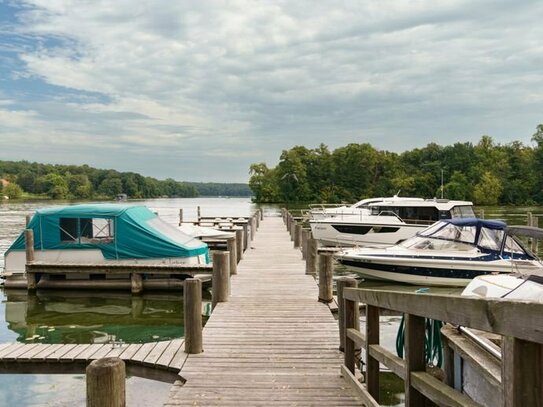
[
  {"x1": 440, "y1": 169, "x2": 444, "y2": 199},
  {"x1": 395, "y1": 189, "x2": 401, "y2": 197}
]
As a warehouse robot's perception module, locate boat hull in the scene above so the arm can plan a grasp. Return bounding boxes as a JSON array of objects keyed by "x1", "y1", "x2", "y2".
[
  {"x1": 310, "y1": 220, "x2": 425, "y2": 247},
  {"x1": 336, "y1": 255, "x2": 541, "y2": 287}
]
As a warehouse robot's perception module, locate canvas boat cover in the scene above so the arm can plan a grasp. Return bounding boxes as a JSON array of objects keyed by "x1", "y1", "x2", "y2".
[{"x1": 6, "y1": 204, "x2": 208, "y2": 261}]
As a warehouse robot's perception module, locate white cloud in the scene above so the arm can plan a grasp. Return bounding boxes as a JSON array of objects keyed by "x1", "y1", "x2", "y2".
[{"x1": 1, "y1": 0, "x2": 542, "y2": 181}]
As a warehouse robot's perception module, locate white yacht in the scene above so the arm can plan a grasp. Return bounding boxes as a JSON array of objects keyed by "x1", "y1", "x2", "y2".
[
  {"x1": 307, "y1": 195, "x2": 424, "y2": 220},
  {"x1": 310, "y1": 197, "x2": 475, "y2": 247}
]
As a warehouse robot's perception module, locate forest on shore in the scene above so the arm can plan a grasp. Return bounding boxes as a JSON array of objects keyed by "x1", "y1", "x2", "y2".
[
  {"x1": 249, "y1": 125, "x2": 543, "y2": 205},
  {"x1": 0, "y1": 160, "x2": 251, "y2": 200}
]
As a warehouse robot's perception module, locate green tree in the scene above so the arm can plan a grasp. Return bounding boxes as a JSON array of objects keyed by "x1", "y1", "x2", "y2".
[
  {"x1": 37, "y1": 173, "x2": 69, "y2": 199},
  {"x1": 473, "y1": 172, "x2": 503, "y2": 205},
  {"x1": 98, "y1": 177, "x2": 123, "y2": 197},
  {"x1": 3, "y1": 183, "x2": 23, "y2": 199}
]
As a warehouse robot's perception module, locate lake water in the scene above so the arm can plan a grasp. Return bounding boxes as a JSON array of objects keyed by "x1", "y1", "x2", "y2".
[
  {"x1": 1, "y1": 199, "x2": 541, "y2": 406},
  {"x1": 0, "y1": 197, "x2": 257, "y2": 407}
]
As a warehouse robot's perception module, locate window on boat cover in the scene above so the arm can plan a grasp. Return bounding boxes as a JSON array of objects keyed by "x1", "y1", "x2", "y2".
[
  {"x1": 450, "y1": 206, "x2": 476, "y2": 219},
  {"x1": 420, "y1": 222, "x2": 477, "y2": 244},
  {"x1": 59, "y1": 218, "x2": 114, "y2": 243},
  {"x1": 478, "y1": 227, "x2": 504, "y2": 251}
]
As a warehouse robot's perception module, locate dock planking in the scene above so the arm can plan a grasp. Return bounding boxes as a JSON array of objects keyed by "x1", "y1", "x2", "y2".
[
  {"x1": 166, "y1": 216, "x2": 361, "y2": 406},
  {"x1": 0, "y1": 339, "x2": 185, "y2": 382}
]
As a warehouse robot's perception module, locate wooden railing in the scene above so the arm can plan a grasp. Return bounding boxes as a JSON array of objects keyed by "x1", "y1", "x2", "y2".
[{"x1": 338, "y1": 285, "x2": 543, "y2": 407}]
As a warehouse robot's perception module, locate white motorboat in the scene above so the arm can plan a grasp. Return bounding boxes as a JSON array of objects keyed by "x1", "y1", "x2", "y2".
[
  {"x1": 310, "y1": 197, "x2": 475, "y2": 247},
  {"x1": 307, "y1": 195, "x2": 423, "y2": 220},
  {"x1": 335, "y1": 218, "x2": 543, "y2": 287}
]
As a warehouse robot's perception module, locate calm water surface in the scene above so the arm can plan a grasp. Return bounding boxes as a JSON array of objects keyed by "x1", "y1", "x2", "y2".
[{"x1": 0, "y1": 197, "x2": 256, "y2": 407}]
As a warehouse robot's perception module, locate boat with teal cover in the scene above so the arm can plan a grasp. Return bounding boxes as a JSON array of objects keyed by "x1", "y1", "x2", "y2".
[{"x1": 3, "y1": 204, "x2": 209, "y2": 276}]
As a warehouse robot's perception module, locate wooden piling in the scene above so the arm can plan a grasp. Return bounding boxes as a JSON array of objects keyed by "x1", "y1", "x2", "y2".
[
  {"x1": 130, "y1": 273, "x2": 143, "y2": 295},
  {"x1": 260, "y1": 208, "x2": 263, "y2": 221},
  {"x1": 25, "y1": 214, "x2": 32, "y2": 226},
  {"x1": 405, "y1": 314, "x2": 426, "y2": 407},
  {"x1": 318, "y1": 253, "x2": 333, "y2": 303},
  {"x1": 184, "y1": 278, "x2": 203, "y2": 354},
  {"x1": 301, "y1": 229, "x2": 310, "y2": 260},
  {"x1": 305, "y1": 238, "x2": 317, "y2": 275},
  {"x1": 531, "y1": 215, "x2": 539, "y2": 254},
  {"x1": 86, "y1": 357, "x2": 126, "y2": 407},
  {"x1": 235, "y1": 229, "x2": 243, "y2": 261},
  {"x1": 212, "y1": 252, "x2": 230, "y2": 310},
  {"x1": 197, "y1": 206, "x2": 201, "y2": 221},
  {"x1": 178, "y1": 209, "x2": 183, "y2": 226},
  {"x1": 242, "y1": 223, "x2": 249, "y2": 252},
  {"x1": 255, "y1": 210, "x2": 260, "y2": 229},
  {"x1": 250, "y1": 216, "x2": 256, "y2": 241},
  {"x1": 290, "y1": 219, "x2": 296, "y2": 242},
  {"x1": 24, "y1": 229, "x2": 36, "y2": 291},
  {"x1": 286, "y1": 213, "x2": 291, "y2": 233},
  {"x1": 344, "y1": 296, "x2": 358, "y2": 374},
  {"x1": 227, "y1": 236, "x2": 237, "y2": 275},
  {"x1": 337, "y1": 277, "x2": 358, "y2": 352},
  {"x1": 294, "y1": 224, "x2": 302, "y2": 249},
  {"x1": 502, "y1": 337, "x2": 542, "y2": 407},
  {"x1": 366, "y1": 305, "x2": 380, "y2": 402}
]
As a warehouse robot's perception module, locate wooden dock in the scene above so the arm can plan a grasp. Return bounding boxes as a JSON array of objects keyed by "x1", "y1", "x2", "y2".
[
  {"x1": 0, "y1": 339, "x2": 186, "y2": 382},
  {"x1": 166, "y1": 216, "x2": 362, "y2": 406}
]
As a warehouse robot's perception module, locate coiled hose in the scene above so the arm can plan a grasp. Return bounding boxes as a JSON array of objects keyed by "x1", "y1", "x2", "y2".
[{"x1": 395, "y1": 314, "x2": 443, "y2": 368}]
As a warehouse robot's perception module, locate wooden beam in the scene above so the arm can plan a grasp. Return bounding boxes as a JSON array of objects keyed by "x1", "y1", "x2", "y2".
[
  {"x1": 340, "y1": 365, "x2": 380, "y2": 407},
  {"x1": 337, "y1": 277, "x2": 358, "y2": 351},
  {"x1": 411, "y1": 371, "x2": 482, "y2": 407},
  {"x1": 344, "y1": 288, "x2": 543, "y2": 343},
  {"x1": 405, "y1": 314, "x2": 426, "y2": 407},
  {"x1": 366, "y1": 305, "x2": 380, "y2": 402},
  {"x1": 368, "y1": 344, "x2": 406, "y2": 380},
  {"x1": 347, "y1": 328, "x2": 366, "y2": 348},
  {"x1": 502, "y1": 337, "x2": 542, "y2": 407}
]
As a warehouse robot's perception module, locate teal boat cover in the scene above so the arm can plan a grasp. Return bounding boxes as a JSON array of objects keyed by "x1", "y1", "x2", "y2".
[{"x1": 6, "y1": 204, "x2": 209, "y2": 261}]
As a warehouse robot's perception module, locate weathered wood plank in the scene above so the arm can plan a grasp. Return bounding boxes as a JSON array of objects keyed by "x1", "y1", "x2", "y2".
[{"x1": 344, "y1": 288, "x2": 543, "y2": 343}]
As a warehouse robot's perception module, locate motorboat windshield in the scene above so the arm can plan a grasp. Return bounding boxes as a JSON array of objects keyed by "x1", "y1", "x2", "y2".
[{"x1": 399, "y1": 218, "x2": 530, "y2": 257}]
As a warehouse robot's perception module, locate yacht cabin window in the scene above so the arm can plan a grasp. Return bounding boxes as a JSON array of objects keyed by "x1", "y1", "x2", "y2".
[{"x1": 60, "y1": 217, "x2": 114, "y2": 243}]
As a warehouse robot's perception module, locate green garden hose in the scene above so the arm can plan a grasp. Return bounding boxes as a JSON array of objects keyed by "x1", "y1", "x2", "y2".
[{"x1": 395, "y1": 314, "x2": 443, "y2": 368}]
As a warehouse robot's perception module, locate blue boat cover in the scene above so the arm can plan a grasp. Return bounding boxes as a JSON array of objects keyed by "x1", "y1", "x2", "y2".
[
  {"x1": 443, "y1": 217, "x2": 506, "y2": 230},
  {"x1": 6, "y1": 204, "x2": 208, "y2": 261}
]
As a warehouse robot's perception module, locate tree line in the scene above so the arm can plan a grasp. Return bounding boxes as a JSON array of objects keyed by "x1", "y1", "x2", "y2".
[
  {"x1": 249, "y1": 125, "x2": 543, "y2": 205},
  {"x1": 0, "y1": 160, "x2": 251, "y2": 200}
]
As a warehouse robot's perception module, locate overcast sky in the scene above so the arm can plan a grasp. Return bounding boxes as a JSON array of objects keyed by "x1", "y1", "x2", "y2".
[{"x1": 1, "y1": 1, "x2": 542, "y2": 182}]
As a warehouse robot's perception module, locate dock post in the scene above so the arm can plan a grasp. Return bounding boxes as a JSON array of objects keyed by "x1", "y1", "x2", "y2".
[
  {"x1": 25, "y1": 229, "x2": 36, "y2": 291},
  {"x1": 250, "y1": 216, "x2": 256, "y2": 241},
  {"x1": 366, "y1": 305, "x2": 380, "y2": 402},
  {"x1": 306, "y1": 238, "x2": 317, "y2": 275},
  {"x1": 344, "y1": 295, "x2": 358, "y2": 374},
  {"x1": 405, "y1": 314, "x2": 426, "y2": 407},
  {"x1": 318, "y1": 253, "x2": 333, "y2": 303},
  {"x1": 212, "y1": 252, "x2": 230, "y2": 310},
  {"x1": 235, "y1": 229, "x2": 243, "y2": 261},
  {"x1": 242, "y1": 223, "x2": 249, "y2": 251},
  {"x1": 337, "y1": 277, "x2": 358, "y2": 352},
  {"x1": 25, "y1": 214, "x2": 32, "y2": 226},
  {"x1": 184, "y1": 278, "x2": 203, "y2": 354},
  {"x1": 178, "y1": 209, "x2": 183, "y2": 226},
  {"x1": 260, "y1": 208, "x2": 264, "y2": 221},
  {"x1": 197, "y1": 206, "x2": 201, "y2": 221},
  {"x1": 294, "y1": 224, "x2": 302, "y2": 249},
  {"x1": 502, "y1": 337, "x2": 542, "y2": 407},
  {"x1": 130, "y1": 273, "x2": 143, "y2": 295},
  {"x1": 286, "y1": 213, "x2": 291, "y2": 233},
  {"x1": 255, "y1": 210, "x2": 260, "y2": 229},
  {"x1": 480, "y1": 208, "x2": 485, "y2": 219},
  {"x1": 290, "y1": 218, "x2": 296, "y2": 241},
  {"x1": 227, "y1": 236, "x2": 237, "y2": 274},
  {"x1": 531, "y1": 215, "x2": 539, "y2": 253},
  {"x1": 86, "y1": 357, "x2": 126, "y2": 407},
  {"x1": 301, "y1": 229, "x2": 310, "y2": 260}
]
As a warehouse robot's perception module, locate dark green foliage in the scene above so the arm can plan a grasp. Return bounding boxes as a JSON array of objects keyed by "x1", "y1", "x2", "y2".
[
  {"x1": 249, "y1": 126, "x2": 543, "y2": 205},
  {"x1": 0, "y1": 160, "x2": 249, "y2": 200}
]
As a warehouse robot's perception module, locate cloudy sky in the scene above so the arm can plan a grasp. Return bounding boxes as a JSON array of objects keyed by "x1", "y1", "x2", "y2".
[{"x1": 1, "y1": 1, "x2": 542, "y2": 182}]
